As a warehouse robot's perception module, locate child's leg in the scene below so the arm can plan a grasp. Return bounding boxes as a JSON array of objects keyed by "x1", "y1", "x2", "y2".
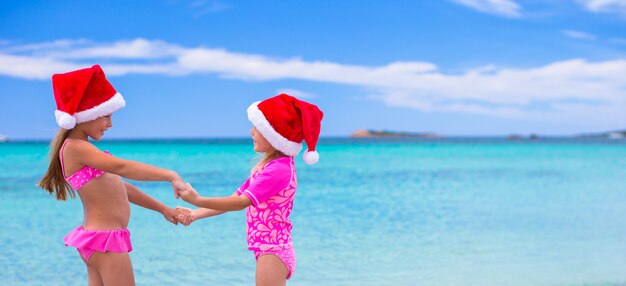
[
  {"x1": 85, "y1": 262, "x2": 104, "y2": 286},
  {"x1": 89, "y1": 252, "x2": 135, "y2": 286},
  {"x1": 256, "y1": 254, "x2": 288, "y2": 286}
]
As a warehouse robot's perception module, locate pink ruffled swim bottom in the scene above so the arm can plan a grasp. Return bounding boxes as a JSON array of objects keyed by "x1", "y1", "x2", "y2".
[
  {"x1": 254, "y1": 247, "x2": 296, "y2": 279},
  {"x1": 64, "y1": 226, "x2": 133, "y2": 262}
]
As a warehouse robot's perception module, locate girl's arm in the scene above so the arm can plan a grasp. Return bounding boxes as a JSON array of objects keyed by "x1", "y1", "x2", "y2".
[
  {"x1": 188, "y1": 192, "x2": 239, "y2": 220},
  {"x1": 179, "y1": 185, "x2": 252, "y2": 212},
  {"x1": 175, "y1": 193, "x2": 233, "y2": 226},
  {"x1": 68, "y1": 139, "x2": 185, "y2": 197},
  {"x1": 124, "y1": 182, "x2": 178, "y2": 224},
  {"x1": 193, "y1": 207, "x2": 226, "y2": 220}
]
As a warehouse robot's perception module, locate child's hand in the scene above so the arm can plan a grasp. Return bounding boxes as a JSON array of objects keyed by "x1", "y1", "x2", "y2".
[
  {"x1": 161, "y1": 207, "x2": 179, "y2": 225},
  {"x1": 170, "y1": 173, "x2": 187, "y2": 199},
  {"x1": 178, "y1": 183, "x2": 200, "y2": 204},
  {"x1": 172, "y1": 180, "x2": 186, "y2": 199},
  {"x1": 175, "y1": 206, "x2": 194, "y2": 226}
]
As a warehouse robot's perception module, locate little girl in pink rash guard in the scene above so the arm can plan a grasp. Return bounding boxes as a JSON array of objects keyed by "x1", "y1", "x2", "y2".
[{"x1": 177, "y1": 93, "x2": 323, "y2": 284}]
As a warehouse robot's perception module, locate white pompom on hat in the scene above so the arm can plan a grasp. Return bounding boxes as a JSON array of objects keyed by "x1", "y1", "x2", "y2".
[
  {"x1": 247, "y1": 94, "x2": 324, "y2": 164},
  {"x1": 52, "y1": 64, "x2": 125, "y2": 129}
]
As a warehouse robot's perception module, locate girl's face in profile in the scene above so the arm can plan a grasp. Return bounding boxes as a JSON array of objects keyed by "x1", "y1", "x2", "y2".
[
  {"x1": 79, "y1": 114, "x2": 113, "y2": 141},
  {"x1": 250, "y1": 127, "x2": 273, "y2": 153}
]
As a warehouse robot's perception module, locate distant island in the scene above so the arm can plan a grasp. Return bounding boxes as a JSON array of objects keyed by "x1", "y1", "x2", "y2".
[
  {"x1": 0, "y1": 135, "x2": 9, "y2": 143},
  {"x1": 350, "y1": 129, "x2": 441, "y2": 138},
  {"x1": 350, "y1": 129, "x2": 626, "y2": 140},
  {"x1": 506, "y1": 134, "x2": 541, "y2": 140},
  {"x1": 577, "y1": 130, "x2": 626, "y2": 139}
]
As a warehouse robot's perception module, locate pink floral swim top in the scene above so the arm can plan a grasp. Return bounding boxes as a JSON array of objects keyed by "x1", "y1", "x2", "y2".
[
  {"x1": 59, "y1": 140, "x2": 110, "y2": 190},
  {"x1": 236, "y1": 156, "x2": 297, "y2": 251}
]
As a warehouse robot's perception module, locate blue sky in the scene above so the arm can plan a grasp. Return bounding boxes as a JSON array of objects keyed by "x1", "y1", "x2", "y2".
[{"x1": 1, "y1": 0, "x2": 626, "y2": 139}]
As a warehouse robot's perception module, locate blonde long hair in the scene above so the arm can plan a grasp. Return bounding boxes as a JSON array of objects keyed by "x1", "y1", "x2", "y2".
[
  {"x1": 38, "y1": 129, "x2": 75, "y2": 201},
  {"x1": 252, "y1": 149, "x2": 288, "y2": 174}
]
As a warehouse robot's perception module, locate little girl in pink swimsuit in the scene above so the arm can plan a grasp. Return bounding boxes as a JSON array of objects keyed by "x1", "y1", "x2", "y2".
[
  {"x1": 38, "y1": 65, "x2": 190, "y2": 286},
  {"x1": 177, "y1": 94, "x2": 323, "y2": 285}
]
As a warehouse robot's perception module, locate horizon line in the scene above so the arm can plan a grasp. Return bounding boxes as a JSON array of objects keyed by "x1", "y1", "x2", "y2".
[{"x1": 1, "y1": 134, "x2": 623, "y2": 143}]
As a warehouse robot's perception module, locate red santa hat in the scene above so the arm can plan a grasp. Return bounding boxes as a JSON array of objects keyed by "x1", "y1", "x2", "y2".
[
  {"x1": 52, "y1": 64, "x2": 125, "y2": 129},
  {"x1": 247, "y1": 94, "x2": 324, "y2": 164}
]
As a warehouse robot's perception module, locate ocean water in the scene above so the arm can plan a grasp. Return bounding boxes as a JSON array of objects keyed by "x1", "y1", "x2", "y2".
[{"x1": 1, "y1": 138, "x2": 626, "y2": 286}]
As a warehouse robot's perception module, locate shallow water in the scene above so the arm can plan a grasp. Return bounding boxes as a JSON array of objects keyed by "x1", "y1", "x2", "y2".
[{"x1": 1, "y1": 138, "x2": 625, "y2": 285}]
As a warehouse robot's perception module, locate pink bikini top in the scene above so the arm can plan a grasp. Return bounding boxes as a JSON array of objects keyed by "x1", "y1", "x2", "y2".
[{"x1": 60, "y1": 140, "x2": 110, "y2": 190}]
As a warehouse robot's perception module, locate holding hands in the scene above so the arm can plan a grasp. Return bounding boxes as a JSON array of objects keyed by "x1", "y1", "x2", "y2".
[
  {"x1": 176, "y1": 206, "x2": 195, "y2": 226},
  {"x1": 174, "y1": 183, "x2": 226, "y2": 226},
  {"x1": 161, "y1": 206, "x2": 180, "y2": 225},
  {"x1": 178, "y1": 183, "x2": 200, "y2": 203},
  {"x1": 170, "y1": 172, "x2": 188, "y2": 199},
  {"x1": 166, "y1": 174, "x2": 195, "y2": 226},
  {"x1": 169, "y1": 182, "x2": 222, "y2": 226},
  {"x1": 160, "y1": 206, "x2": 192, "y2": 225},
  {"x1": 175, "y1": 183, "x2": 199, "y2": 226}
]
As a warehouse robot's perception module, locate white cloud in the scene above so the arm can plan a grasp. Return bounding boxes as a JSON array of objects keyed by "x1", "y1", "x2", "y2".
[
  {"x1": 0, "y1": 39, "x2": 92, "y2": 53},
  {"x1": 563, "y1": 29, "x2": 596, "y2": 40},
  {"x1": 1, "y1": 38, "x2": 625, "y2": 126},
  {"x1": 450, "y1": 0, "x2": 522, "y2": 18},
  {"x1": 46, "y1": 39, "x2": 183, "y2": 59},
  {"x1": 275, "y1": 88, "x2": 316, "y2": 99},
  {"x1": 0, "y1": 54, "x2": 82, "y2": 80},
  {"x1": 190, "y1": 0, "x2": 231, "y2": 18},
  {"x1": 578, "y1": 0, "x2": 626, "y2": 13},
  {"x1": 610, "y1": 37, "x2": 626, "y2": 44}
]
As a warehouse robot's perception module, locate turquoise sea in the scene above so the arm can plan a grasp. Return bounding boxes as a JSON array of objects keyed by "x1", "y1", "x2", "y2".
[{"x1": 1, "y1": 138, "x2": 626, "y2": 286}]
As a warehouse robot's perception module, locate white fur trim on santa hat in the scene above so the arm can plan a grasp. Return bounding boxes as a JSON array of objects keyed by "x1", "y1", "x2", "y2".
[
  {"x1": 247, "y1": 101, "x2": 303, "y2": 157},
  {"x1": 74, "y1": 92, "x2": 126, "y2": 124},
  {"x1": 54, "y1": 110, "x2": 77, "y2": 129},
  {"x1": 303, "y1": 150, "x2": 319, "y2": 165}
]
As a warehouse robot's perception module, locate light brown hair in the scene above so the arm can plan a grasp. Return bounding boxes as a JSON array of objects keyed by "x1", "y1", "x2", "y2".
[
  {"x1": 37, "y1": 128, "x2": 75, "y2": 200},
  {"x1": 251, "y1": 148, "x2": 288, "y2": 174}
]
